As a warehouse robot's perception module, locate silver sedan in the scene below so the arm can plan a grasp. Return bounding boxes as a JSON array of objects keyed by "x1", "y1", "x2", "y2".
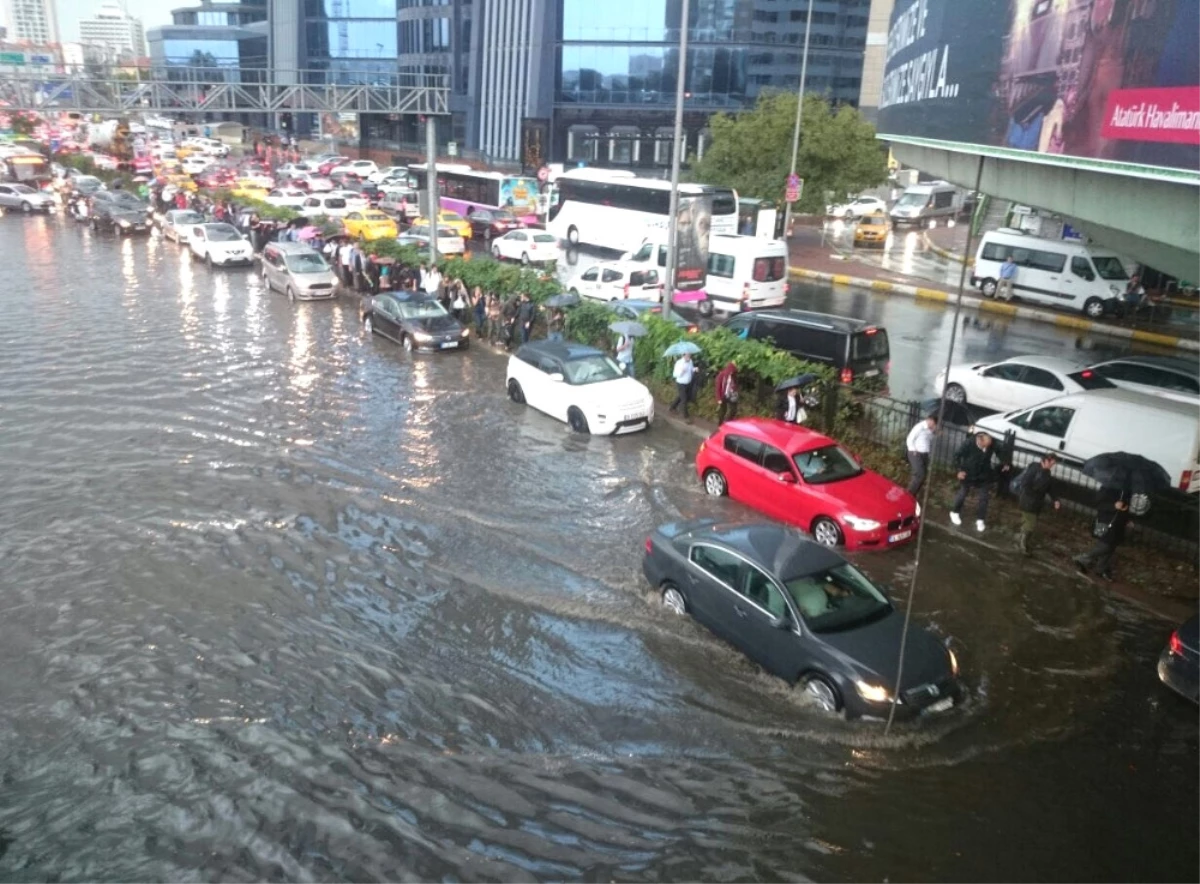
[
  {"x1": 162, "y1": 209, "x2": 205, "y2": 244},
  {"x1": 0, "y1": 183, "x2": 55, "y2": 213}
]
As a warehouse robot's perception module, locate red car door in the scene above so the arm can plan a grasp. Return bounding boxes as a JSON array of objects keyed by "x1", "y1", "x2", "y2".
[
  {"x1": 720, "y1": 434, "x2": 789, "y2": 520},
  {"x1": 759, "y1": 443, "x2": 808, "y2": 526}
]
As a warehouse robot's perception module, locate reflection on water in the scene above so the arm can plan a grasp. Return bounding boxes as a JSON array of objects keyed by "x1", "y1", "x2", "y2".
[{"x1": 0, "y1": 218, "x2": 1194, "y2": 882}]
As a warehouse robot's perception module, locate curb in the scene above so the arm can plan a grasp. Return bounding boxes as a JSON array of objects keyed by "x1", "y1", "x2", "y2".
[
  {"x1": 922, "y1": 232, "x2": 974, "y2": 266},
  {"x1": 789, "y1": 267, "x2": 1199, "y2": 352}
]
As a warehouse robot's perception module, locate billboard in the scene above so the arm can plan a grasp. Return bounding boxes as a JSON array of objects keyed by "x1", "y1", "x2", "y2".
[
  {"x1": 876, "y1": 0, "x2": 1200, "y2": 176},
  {"x1": 673, "y1": 194, "x2": 712, "y2": 290}
]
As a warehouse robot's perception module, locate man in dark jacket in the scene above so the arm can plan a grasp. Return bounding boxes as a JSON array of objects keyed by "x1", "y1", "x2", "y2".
[
  {"x1": 1074, "y1": 489, "x2": 1131, "y2": 580},
  {"x1": 950, "y1": 432, "x2": 1009, "y2": 533},
  {"x1": 516, "y1": 293, "x2": 536, "y2": 344},
  {"x1": 1014, "y1": 453, "x2": 1061, "y2": 554},
  {"x1": 714, "y1": 362, "x2": 738, "y2": 424}
]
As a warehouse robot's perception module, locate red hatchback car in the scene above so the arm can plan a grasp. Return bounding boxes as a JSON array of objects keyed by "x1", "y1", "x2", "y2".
[{"x1": 695, "y1": 418, "x2": 919, "y2": 550}]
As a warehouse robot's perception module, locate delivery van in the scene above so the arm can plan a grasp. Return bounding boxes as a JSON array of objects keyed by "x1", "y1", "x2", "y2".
[
  {"x1": 704, "y1": 235, "x2": 789, "y2": 310},
  {"x1": 971, "y1": 228, "x2": 1130, "y2": 318},
  {"x1": 974, "y1": 388, "x2": 1200, "y2": 493},
  {"x1": 888, "y1": 182, "x2": 961, "y2": 226}
]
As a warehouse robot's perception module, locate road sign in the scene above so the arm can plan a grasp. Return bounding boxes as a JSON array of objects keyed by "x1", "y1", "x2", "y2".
[
  {"x1": 786, "y1": 173, "x2": 802, "y2": 203},
  {"x1": 448, "y1": 141, "x2": 458, "y2": 157}
]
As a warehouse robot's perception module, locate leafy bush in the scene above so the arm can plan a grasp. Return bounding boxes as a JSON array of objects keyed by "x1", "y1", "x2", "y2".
[{"x1": 564, "y1": 301, "x2": 620, "y2": 349}]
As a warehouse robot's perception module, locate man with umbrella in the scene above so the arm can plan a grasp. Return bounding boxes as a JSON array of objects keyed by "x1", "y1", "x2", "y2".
[
  {"x1": 665, "y1": 343, "x2": 698, "y2": 422},
  {"x1": 1073, "y1": 452, "x2": 1167, "y2": 580}
]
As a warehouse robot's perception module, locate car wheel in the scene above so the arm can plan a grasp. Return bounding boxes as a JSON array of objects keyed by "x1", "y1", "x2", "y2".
[
  {"x1": 567, "y1": 225, "x2": 580, "y2": 245},
  {"x1": 363, "y1": 315, "x2": 373, "y2": 334},
  {"x1": 567, "y1": 406, "x2": 590, "y2": 434},
  {"x1": 812, "y1": 517, "x2": 843, "y2": 547},
  {"x1": 21, "y1": 201, "x2": 32, "y2": 214},
  {"x1": 943, "y1": 382, "x2": 967, "y2": 405},
  {"x1": 661, "y1": 582, "x2": 687, "y2": 616},
  {"x1": 402, "y1": 334, "x2": 414, "y2": 353},
  {"x1": 1083, "y1": 297, "x2": 1104, "y2": 319},
  {"x1": 205, "y1": 253, "x2": 214, "y2": 268},
  {"x1": 521, "y1": 252, "x2": 530, "y2": 265},
  {"x1": 492, "y1": 245, "x2": 502, "y2": 260},
  {"x1": 703, "y1": 468, "x2": 728, "y2": 497},
  {"x1": 90, "y1": 217, "x2": 98, "y2": 231},
  {"x1": 979, "y1": 278, "x2": 998, "y2": 298},
  {"x1": 801, "y1": 674, "x2": 842, "y2": 714},
  {"x1": 569, "y1": 288, "x2": 579, "y2": 296},
  {"x1": 507, "y1": 379, "x2": 525, "y2": 403},
  {"x1": 287, "y1": 286, "x2": 296, "y2": 303},
  {"x1": 698, "y1": 299, "x2": 714, "y2": 318},
  {"x1": 261, "y1": 264, "x2": 269, "y2": 280}
]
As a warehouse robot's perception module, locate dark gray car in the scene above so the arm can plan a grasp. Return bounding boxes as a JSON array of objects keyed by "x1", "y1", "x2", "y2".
[{"x1": 643, "y1": 519, "x2": 960, "y2": 719}]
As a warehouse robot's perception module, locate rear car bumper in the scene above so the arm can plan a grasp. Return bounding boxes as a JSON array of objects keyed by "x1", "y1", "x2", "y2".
[{"x1": 1158, "y1": 649, "x2": 1199, "y2": 703}]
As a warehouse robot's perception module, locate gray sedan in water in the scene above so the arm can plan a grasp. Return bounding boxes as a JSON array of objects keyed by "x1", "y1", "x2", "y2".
[{"x1": 0, "y1": 183, "x2": 55, "y2": 213}]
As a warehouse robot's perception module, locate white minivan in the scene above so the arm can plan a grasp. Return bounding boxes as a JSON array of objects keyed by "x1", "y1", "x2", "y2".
[
  {"x1": 975, "y1": 388, "x2": 1200, "y2": 493},
  {"x1": 704, "y1": 234, "x2": 789, "y2": 311},
  {"x1": 971, "y1": 228, "x2": 1130, "y2": 318},
  {"x1": 889, "y1": 182, "x2": 961, "y2": 226}
]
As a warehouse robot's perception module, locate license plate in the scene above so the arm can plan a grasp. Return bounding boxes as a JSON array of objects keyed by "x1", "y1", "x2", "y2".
[
  {"x1": 863, "y1": 369, "x2": 880, "y2": 377},
  {"x1": 925, "y1": 697, "x2": 953, "y2": 713},
  {"x1": 440, "y1": 341, "x2": 459, "y2": 349},
  {"x1": 888, "y1": 530, "x2": 912, "y2": 543}
]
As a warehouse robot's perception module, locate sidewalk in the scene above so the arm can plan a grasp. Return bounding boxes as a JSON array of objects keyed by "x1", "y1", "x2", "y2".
[{"x1": 787, "y1": 230, "x2": 1199, "y2": 352}]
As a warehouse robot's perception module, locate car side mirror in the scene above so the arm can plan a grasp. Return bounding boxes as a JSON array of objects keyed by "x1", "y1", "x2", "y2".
[
  {"x1": 777, "y1": 472, "x2": 797, "y2": 484},
  {"x1": 549, "y1": 373, "x2": 564, "y2": 382},
  {"x1": 853, "y1": 453, "x2": 863, "y2": 465}
]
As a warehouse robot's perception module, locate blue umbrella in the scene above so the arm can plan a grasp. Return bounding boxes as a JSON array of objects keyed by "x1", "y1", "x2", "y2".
[{"x1": 663, "y1": 340, "x2": 701, "y2": 357}]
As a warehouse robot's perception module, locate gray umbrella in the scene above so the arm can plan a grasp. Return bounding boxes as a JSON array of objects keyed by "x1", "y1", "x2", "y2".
[
  {"x1": 544, "y1": 293, "x2": 580, "y2": 308},
  {"x1": 610, "y1": 320, "x2": 648, "y2": 337}
]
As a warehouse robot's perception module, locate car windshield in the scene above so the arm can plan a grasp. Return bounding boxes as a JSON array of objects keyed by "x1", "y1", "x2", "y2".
[
  {"x1": 205, "y1": 225, "x2": 241, "y2": 242},
  {"x1": 397, "y1": 299, "x2": 448, "y2": 321},
  {"x1": 173, "y1": 211, "x2": 203, "y2": 225},
  {"x1": 533, "y1": 233, "x2": 556, "y2": 243},
  {"x1": 563, "y1": 355, "x2": 624, "y2": 385},
  {"x1": 438, "y1": 227, "x2": 459, "y2": 238},
  {"x1": 785, "y1": 563, "x2": 891, "y2": 633},
  {"x1": 363, "y1": 212, "x2": 388, "y2": 222},
  {"x1": 286, "y1": 253, "x2": 329, "y2": 273},
  {"x1": 324, "y1": 199, "x2": 347, "y2": 208},
  {"x1": 11, "y1": 184, "x2": 35, "y2": 194},
  {"x1": 860, "y1": 215, "x2": 888, "y2": 227},
  {"x1": 793, "y1": 444, "x2": 863, "y2": 484},
  {"x1": 1091, "y1": 256, "x2": 1128, "y2": 281},
  {"x1": 893, "y1": 192, "x2": 926, "y2": 209}
]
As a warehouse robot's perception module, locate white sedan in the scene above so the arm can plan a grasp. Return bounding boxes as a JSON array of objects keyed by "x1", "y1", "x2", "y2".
[
  {"x1": 330, "y1": 159, "x2": 378, "y2": 178},
  {"x1": 162, "y1": 209, "x2": 205, "y2": 244},
  {"x1": 505, "y1": 341, "x2": 654, "y2": 435},
  {"x1": 299, "y1": 195, "x2": 352, "y2": 218},
  {"x1": 189, "y1": 222, "x2": 253, "y2": 267},
  {"x1": 264, "y1": 188, "x2": 309, "y2": 209},
  {"x1": 181, "y1": 155, "x2": 214, "y2": 175},
  {"x1": 367, "y1": 165, "x2": 408, "y2": 184},
  {"x1": 396, "y1": 224, "x2": 465, "y2": 256},
  {"x1": 936, "y1": 355, "x2": 1116, "y2": 413},
  {"x1": 328, "y1": 189, "x2": 369, "y2": 210},
  {"x1": 826, "y1": 195, "x2": 887, "y2": 219},
  {"x1": 569, "y1": 263, "x2": 664, "y2": 303},
  {"x1": 490, "y1": 229, "x2": 561, "y2": 265}
]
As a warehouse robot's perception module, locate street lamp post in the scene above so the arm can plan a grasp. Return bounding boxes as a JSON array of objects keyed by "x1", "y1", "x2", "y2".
[
  {"x1": 782, "y1": 0, "x2": 814, "y2": 240},
  {"x1": 425, "y1": 113, "x2": 438, "y2": 265},
  {"x1": 663, "y1": 0, "x2": 691, "y2": 318}
]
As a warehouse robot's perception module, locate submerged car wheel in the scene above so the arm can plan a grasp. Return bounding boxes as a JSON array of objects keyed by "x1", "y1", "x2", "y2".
[
  {"x1": 812, "y1": 517, "x2": 843, "y2": 547},
  {"x1": 287, "y1": 286, "x2": 296, "y2": 303},
  {"x1": 703, "y1": 468, "x2": 728, "y2": 497},
  {"x1": 661, "y1": 583, "x2": 687, "y2": 616},
  {"x1": 21, "y1": 201, "x2": 33, "y2": 214},
  {"x1": 802, "y1": 674, "x2": 842, "y2": 713},
  {"x1": 567, "y1": 225, "x2": 580, "y2": 245},
  {"x1": 507, "y1": 379, "x2": 524, "y2": 403},
  {"x1": 492, "y1": 245, "x2": 502, "y2": 260},
  {"x1": 363, "y1": 315, "x2": 373, "y2": 334},
  {"x1": 521, "y1": 252, "x2": 530, "y2": 265},
  {"x1": 205, "y1": 253, "x2": 214, "y2": 268},
  {"x1": 402, "y1": 334, "x2": 414, "y2": 353},
  {"x1": 567, "y1": 407, "x2": 590, "y2": 434}
]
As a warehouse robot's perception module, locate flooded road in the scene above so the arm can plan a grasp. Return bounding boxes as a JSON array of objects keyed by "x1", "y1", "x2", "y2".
[{"x1": 0, "y1": 216, "x2": 1195, "y2": 881}]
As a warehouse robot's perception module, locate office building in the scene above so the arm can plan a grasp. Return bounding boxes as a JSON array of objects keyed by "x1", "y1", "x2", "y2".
[
  {"x1": 79, "y1": 2, "x2": 146, "y2": 62},
  {"x1": 856, "y1": 0, "x2": 891, "y2": 123},
  {"x1": 147, "y1": 0, "x2": 267, "y2": 77},
  {"x1": 3, "y1": 0, "x2": 59, "y2": 45}
]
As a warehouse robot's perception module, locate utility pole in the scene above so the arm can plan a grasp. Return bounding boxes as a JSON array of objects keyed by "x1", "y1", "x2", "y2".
[
  {"x1": 782, "y1": 0, "x2": 814, "y2": 240},
  {"x1": 425, "y1": 114, "x2": 438, "y2": 265},
  {"x1": 663, "y1": 0, "x2": 691, "y2": 318}
]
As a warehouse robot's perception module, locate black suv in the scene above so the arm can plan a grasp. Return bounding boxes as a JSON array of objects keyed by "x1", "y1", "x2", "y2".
[
  {"x1": 722, "y1": 309, "x2": 890, "y2": 386},
  {"x1": 90, "y1": 192, "x2": 150, "y2": 235}
]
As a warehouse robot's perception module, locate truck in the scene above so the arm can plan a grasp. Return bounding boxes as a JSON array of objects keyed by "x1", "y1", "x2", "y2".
[{"x1": 87, "y1": 118, "x2": 133, "y2": 163}]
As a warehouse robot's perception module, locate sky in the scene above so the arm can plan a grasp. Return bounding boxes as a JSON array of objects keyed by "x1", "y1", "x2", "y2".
[{"x1": 50, "y1": 0, "x2": 173, "y2": 42}]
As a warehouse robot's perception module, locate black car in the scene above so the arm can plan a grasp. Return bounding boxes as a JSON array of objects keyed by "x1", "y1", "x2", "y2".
[
  {"x1": 721, "y1": 310, "x2": 890, "y2": 387},
  {"x1": 1158, "y1": 614, "x2": 1199, "y2": 704},
  {"x1": 90, "y1": 198, "x2": 150, "y2": 235},
  {"x1": 362, "y1": 292, "x2": 470, "y2": 353},
  {"x1": 467, "y1": 208, "x2": 523, "y2": 241},
  {"x1": 643, "y1": 519, "x2": 961, "y2": 719}
]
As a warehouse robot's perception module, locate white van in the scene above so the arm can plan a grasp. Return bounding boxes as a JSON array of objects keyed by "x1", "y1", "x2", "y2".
[
  {"x1": 971, "y1": 228, "x2": 1129, "y2": 318},
  {"x1": 889, "y1": 182, "x2": 961, "y2": 226},
  {"x1": 975, "y1": 388, "x2": 1200, "y2": 493},
  {"x1": 704, "y1": 234, "x2": 789, "y2": 311}
]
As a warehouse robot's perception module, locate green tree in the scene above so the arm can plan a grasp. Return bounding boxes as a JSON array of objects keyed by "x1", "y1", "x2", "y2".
[{"x1": 690, "y1": 92, "x2": 888, "y2": 214}]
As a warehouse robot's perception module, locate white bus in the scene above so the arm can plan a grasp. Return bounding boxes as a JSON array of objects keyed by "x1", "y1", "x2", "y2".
[{"x1": 547, "y1": 169, "x2": 738, "y2": 253}]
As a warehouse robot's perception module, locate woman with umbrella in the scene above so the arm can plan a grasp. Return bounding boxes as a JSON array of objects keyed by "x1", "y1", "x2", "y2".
[
  {"x1": 775, "y1": 373, "x2": 818, "y2": 424},
  {"x1": 1073, "y1": 452, "x2": 1168, "y2": 581}
]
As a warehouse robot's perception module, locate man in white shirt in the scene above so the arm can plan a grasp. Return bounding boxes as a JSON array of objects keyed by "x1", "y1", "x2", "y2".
[
  {"x1": 668, "y1": 353, "x2": 695, "y2": 421},
  {"x1": 905, "y1": 414, "x2": 937, "y2": 495},
  {"x1": 338, "y1": 242, "x2": 354, "y2": 286},
  {"x1": 423, "y1": 264, "x2": 442, "y2": 298}
]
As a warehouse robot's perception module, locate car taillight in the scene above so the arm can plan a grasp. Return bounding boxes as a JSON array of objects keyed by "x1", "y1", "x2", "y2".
[
  {"x1": 1168, "y1": 630, "x2": 1183, "y2": 656},
  {"x1": 687, "y1": 324, "x2": 698, "y2": 333},
  {"x1": 840, "y1": 367, "x2": 854, "y2": 384},
  {"x1": 644, "y1": 537, "x2": 654, "y2": 554},
  {"x1": 1180, "y1": 470, "x2": 1192, "y2": 492}
]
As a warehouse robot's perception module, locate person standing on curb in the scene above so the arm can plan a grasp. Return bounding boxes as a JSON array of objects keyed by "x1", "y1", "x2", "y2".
[
  {"x1": 950, "y1": 432, "x2": 1008, "y2": 532},
  {"x1": 1074, "y1": 489, "x2": 1130, "y2": 581},
  {"x1": 997, "y1": 255, "x2": 1017, "y2": 301},
  {"x1": 517, "y1": 293, "x2": 536, "y2": 344},
  {"x1": 1012, "y1": 453, "x2": 1061, "y2": 554},
  {"x1": 905, "y1": 413, "x2": 937, "y2": 495},
  {"x1": 714, "y1": 362, "x2": 738, "y2": 424},
  {"x1": 615, "y1": 334, "x2": 635, "y2": 376},
  {"x1": 669, "y1": 352, "x2": 695, "y2": 422}
]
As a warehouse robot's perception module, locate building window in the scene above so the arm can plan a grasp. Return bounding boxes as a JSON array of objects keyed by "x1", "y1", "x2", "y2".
[
  {"x1": 567, "y1": 125, "x2": 599, "y2": 162},
  {"x1": 653, "y1": 127, "x2": 676, "y2": 166},
  {"x1": 609, "y1": 126, "x2": 639, "y2": 165}
]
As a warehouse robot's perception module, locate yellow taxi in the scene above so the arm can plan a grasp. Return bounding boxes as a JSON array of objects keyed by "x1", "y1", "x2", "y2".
[
  {"x1": 343, "y1": 209, "x2": 399, "y2": 240},
  {"x1": 412, "y1": 209, "x2": 472, "y2": 239},
  {"x1": 232, "y1": 183, "x2": 270, "y2": 201},
  {"x1": 853, "y1": 210, "x2": 891, "y2": 248}
]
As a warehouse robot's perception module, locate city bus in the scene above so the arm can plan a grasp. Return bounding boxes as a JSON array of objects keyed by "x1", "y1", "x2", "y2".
[
  {"x1": 546, "y1": 169, "x2": 739, "y2": 253},
  {"x1": 0, "y1": 149, "x2": 51, "y2": 185},
  {"x1": 407, "y1": 163, "x2": 540, "y2": 224}
]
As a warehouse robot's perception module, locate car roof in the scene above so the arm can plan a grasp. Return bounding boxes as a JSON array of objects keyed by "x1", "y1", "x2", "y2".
[
  {"x1": 996, "y1": 355, "x2": 1086, "y2": 372},
  {"x1": 993, "y1": 386, "x2": 1200, "y2": 417},
  {"x1": 734, "y1": 309, "x2": 875, "y2": 334},
  {"x1": 266, "y1": 241, "x2": 319, "y2": 254},
  {"x1": 517, "y1": 340, "x2": 604, "y2": 361},
  {"x1": 684, "y1": 521, "x2": 846, "y2": 581},
  {"x1": 1092, "y1": 354, "x2": 1199, "y2": 378},
  {"x1": 717, "y1": 417, "x2": 837, "y2": 452}
]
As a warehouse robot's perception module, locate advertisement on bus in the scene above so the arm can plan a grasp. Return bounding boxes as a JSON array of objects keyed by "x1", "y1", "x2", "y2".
[
  {"x1": 499, "y1": 177, "x2": 538, "y2": 216},
  {"x1": 673, "y1": 194, "x2": 712, "y2": 290},
  {"x1": 876, "y1": 0, "x2": 1199, "y2": 176}
]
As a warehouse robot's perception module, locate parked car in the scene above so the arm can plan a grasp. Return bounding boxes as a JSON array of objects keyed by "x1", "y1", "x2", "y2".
[
  {"x1": 316, "y1": 156, "x2": 349, "y2": 176},
  {"x1": 1157, "y1": 614, "x2": 1199, "y2": 704},
  {"x1": 570, "y1": 263, "x2": 665, "y2": 303},
  {"x1": 91, "y1": 199, "x2": 150, "y2": 235},
  {"x1": 298, "y1": 195, "x2": 351, "y2": 219},
  {"x1": 642, "y1": 518, "x2": 960, "y2": 717},
  {"x1": 261, "y1": 241, "x2": 338, "y2": 301},
  {"x1": 936, "y1": 355, "x2": 1114, "y2": 412},
  {"x1": 161, "y1": 208, "x2": 205, "y2": 244},
  {"x1": 0, "y1": 182, "x2": 54, "y2": 212},
  {"x1": 328, "y1": 189, "x2": 369, "y2": 211},
  {"x1": 330, "y1": 159, "x2": 378, "y2": 178},
  {"x1": 264, "y1": 188, "x2": 309, "y2": 209},
  {"x1": 70, "y1": 175, "x2": 105, "y2": 196},
  {"x1": 491, "y1": 229, "x2": 560, "y2": 264},
  {"x1": 362, "y1": 292, "x2": 470, "y2": 352},
  {"x1": 181, "y1": 155, "x2": 214, "y2": 175},
  {"x1": 611, "y1": 299, "x2": 698, "y2": 333},
  {"x1": 196, "y1": 169, "x2": 235, "y2": 190},
  {"x1": 412, "y1": 210, "x2": 472, "y2": 240},
  {"x1": 1085, "y1": 355, "x2": 1199, "y2": 403},
  {"x1": 367, "y1": 165, "x2": 408, "y2": 184},
  {"x1": 396, "y1": 224, "x2": 465, "y2": 256},
  {"x1": 342, "y1": 210, "x2": 399, "y2": 240},
  {"x1": 721, "y1": 310, "x2": 890, "y2": 387},
  {"x1": 506, "y1": 340, "x2": 655, "y2": 435},
  {"x1": 189, "y1": 222, "x2": 253, "y2": 267},
  {"x1": 826, "y1": 195, "x2": 887, "y2": 219},
  {"x1": 379, "y1": 188, "x2": 419, "y2": 220},
  {"x1": 467, "y1": 208, "x2": 523, "y2": 240},
  {"x1": 696, "y1": 418, "x2": 919, "y2": 549}
]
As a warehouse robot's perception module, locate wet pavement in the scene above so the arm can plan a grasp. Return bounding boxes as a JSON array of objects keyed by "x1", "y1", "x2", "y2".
[{"x1": 0, "y1": 215, "x2": 1196, "y2": 882}]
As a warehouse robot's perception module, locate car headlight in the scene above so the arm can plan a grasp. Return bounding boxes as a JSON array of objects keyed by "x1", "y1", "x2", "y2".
[
  {"x1": 947, "y1": 646, "x2": 959, "y2": 676},
  {"x1": 855, "y1": 680, "x2": 892, "y2": 703},
  {"x1": 412, "y1": 331, "x2": 433, "y2": 342},
  {"x1": 844, "y1": 516, "x2": 881, "y2": 531},
  {"x1": 118, "y1": 219, "x2": 130, "y2": 227},
  {"x1": 460, "y1": 328, "x2": 470, "y2": 337}
]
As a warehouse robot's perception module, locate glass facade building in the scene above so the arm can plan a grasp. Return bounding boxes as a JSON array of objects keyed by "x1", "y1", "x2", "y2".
[{"x1": 148, "y1": 1, "x2": 268, "y2": 77}]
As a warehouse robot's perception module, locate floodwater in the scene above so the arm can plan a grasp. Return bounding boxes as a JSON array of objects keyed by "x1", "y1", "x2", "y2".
[{"x1": 0, "y1": 216, "x2": 1195, "y2": 882}]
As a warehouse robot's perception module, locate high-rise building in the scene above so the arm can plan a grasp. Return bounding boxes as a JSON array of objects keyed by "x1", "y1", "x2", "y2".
[
  {"x1": 147, "y1": 0, "x2": 267, "y2": 75},
  {"x1": 3, "y1": 0, "x2": 60, "y2": 45},
  {"x1": 79, "y1": 2, "x2": 146, "y2": 62},
  {"x1": 856, "y1": 0, "x2": 892, "y2": 124}
]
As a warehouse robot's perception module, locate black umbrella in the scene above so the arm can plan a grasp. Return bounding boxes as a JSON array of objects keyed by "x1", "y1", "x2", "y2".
[
  {"x1": 1082, "y1": 452, "x2": 1171, "y2": 495},
  {"x1": 544, "y1": 293, "x2": 581, "y2": 308},
  {"x1": 775, "y1": 373, "x2": 819, "y2": 393}
]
